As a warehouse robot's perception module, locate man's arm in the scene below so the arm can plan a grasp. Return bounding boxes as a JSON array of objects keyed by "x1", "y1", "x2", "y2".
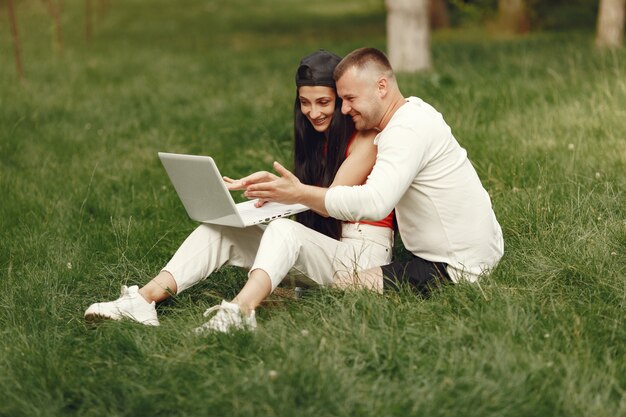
[
  {"x1": 234, "y1": 130, "x2": 379, "y2": 215},
  {"x1": 239, "y1": 125, "x2": 426, "y2": 221},
  {"x1": 242, "y1": 161, "x2": 329, "y2": 215},
  {"x1": 326, "y1": 125, "x2": 428, "y2": 221}
]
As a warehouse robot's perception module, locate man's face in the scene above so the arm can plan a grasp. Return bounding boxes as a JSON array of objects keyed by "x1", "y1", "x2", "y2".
[{"x1": 336, "y1": 67, "x2": 382, "y2": 131}]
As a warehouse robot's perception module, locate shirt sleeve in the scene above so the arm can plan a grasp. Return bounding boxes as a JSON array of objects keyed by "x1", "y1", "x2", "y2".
[{"x1": 325, "y1": 124, "x2": 428, "y2": 221}]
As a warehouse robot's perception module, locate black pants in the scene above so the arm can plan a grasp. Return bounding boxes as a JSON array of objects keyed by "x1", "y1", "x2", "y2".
[{"x1": 381, "y1": 255, "x2": 452, "y2": 296}]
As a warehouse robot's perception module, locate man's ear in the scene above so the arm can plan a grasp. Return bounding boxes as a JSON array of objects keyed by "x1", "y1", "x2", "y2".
[{"x1": 377, "y1": 76, "x2": 388, "y2": 99}]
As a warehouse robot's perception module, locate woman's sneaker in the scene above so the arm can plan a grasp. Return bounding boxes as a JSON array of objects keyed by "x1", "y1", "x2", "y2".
[
  {"x1": 193, "y1": 300, "x2": 256, "y2": 334},
  {"x1": 84, "y1": 285, "x2": 160, "y2": 326}
]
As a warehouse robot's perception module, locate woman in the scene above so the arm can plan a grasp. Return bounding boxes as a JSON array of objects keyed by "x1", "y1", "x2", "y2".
[{"x1": 85, "y1": 50, "x2": 394, "y2": 333}]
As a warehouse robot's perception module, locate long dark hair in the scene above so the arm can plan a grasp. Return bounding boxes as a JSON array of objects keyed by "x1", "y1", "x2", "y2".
[{"x1": 293, "y1": 92, "x2": 354, "y2": 240}]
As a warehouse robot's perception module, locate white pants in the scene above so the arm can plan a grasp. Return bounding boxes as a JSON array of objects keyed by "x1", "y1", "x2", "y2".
[{"x1": 163, "y1": 218, "x2": 393, "y2": 293}]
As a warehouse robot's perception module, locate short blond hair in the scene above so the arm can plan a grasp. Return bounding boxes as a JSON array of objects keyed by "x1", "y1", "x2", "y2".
[{"x1": 333, "y1": 47, "x2": 394, "y2": 81}]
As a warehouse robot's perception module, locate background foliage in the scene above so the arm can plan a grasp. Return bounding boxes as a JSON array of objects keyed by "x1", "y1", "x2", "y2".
[
  {"x1": 448, "y1": 0, "x2": 600, "y2": 29},
  {"x1": 0, "y1": 0, "x2": 624, "y2": 416}
]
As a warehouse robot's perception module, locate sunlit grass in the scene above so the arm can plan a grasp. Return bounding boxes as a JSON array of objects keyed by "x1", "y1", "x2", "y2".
[{"x1": 0, "y1": 1, "x2": 624, "y2": 416}]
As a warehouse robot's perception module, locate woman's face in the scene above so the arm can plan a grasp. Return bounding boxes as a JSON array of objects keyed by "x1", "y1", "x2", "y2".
[{"x1": 298, "y1": 86, "x2": 336, "y2": 133}]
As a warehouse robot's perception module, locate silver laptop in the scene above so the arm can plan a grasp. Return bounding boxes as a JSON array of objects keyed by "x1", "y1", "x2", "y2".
[{"x1": 158, "y1": 152, "x2": 308, "y2": 227}]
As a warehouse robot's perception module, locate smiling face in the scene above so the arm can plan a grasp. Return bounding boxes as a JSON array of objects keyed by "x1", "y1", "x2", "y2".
[
  {"x1": 336, "y1": 66, "x2": 384, "y2": 131},
  {"x1": 298, "y1": 86, "x2": 336, "y2": 133}
]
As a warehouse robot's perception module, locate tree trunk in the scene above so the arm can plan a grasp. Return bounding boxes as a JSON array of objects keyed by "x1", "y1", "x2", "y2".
[
  {"x1": 498, "y1": 0, "x2": 529, "y2": 34},
  {"x1": 85, "y1": 0, "x2": 93, "y2": 41},
  {"x1": 429, "y1": 0, "x2": 449, "y2": 30},
  {"x1": 96, "y1": 0, "x2": 111, "y2": 22},
  {"x1": 45, "y1": 0, "x2": 64, "y2": 54},
  {"x1": 7, "y1": 0, "x2": 25, "y2": 81},
  {"x1": 386, "y1": 0, "x2": 432, "y2": 72},
  {"x1": 596, "y1": 0, "x2": 625, "y2": 48}
]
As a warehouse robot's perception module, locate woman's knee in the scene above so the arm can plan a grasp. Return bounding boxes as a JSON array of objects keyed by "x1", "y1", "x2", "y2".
[
  {"x1": 193, "y1": 223, "x2": 224, "y2": 240},
  {"x1": 264, "y1": 218, "x2": 299, "y2": 236},
  {"x1": 258, "y1": 219, "x2": 304, "y2": 257}
]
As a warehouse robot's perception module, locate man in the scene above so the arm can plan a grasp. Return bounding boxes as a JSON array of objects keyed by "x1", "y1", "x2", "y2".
[{"x1": 241, "y1": 47, "x2": 504, "y2": 294}]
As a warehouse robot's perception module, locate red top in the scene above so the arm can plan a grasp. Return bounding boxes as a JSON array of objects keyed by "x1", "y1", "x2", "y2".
[{"x1": 345, "y1": 134, "x2": 394, "y2": 230}]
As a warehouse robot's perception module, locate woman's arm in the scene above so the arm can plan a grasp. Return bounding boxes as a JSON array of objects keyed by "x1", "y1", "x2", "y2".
[
  {"x1": 329, "y1": 130, "x2": 378, "y2": 188},
  {"x1": 237, "y1": 130, "x2": 380, "y2": 216},
  {"x1": 224, "y1": 130, "x2": 377, "y2": 192}
]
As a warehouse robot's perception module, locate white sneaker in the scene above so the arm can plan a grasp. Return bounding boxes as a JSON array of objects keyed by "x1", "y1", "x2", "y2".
[
  {"x1": 84, "y1": 285, "x2": 159, "y2": 326},
  {"x1": 193, "y1": 300, "x2": 256, "y2": 334}
]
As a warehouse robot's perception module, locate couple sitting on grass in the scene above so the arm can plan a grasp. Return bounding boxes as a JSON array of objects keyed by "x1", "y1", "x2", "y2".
[{"x1": 85, "y1": 47, "x2": 504, "y2": 333}]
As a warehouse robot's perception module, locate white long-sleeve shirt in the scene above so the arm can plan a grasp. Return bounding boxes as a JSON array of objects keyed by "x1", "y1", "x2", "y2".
[{"x1": 325, "y1": 97, "x2": 504, "y2": 282}]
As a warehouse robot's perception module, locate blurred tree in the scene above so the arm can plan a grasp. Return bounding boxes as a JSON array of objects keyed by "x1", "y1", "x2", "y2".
[
  {"x1": 386, "y1": 0, "x2": 432, "y2": 72},
  {"x1": 6, "y1": 0, "x2": 25, "y2": 80},
  {"x1": 446, "y1": 0, "x2": 497, "y2": 27},
  {"x1": 448, "y1": 0, "x2": 600, "y2": 30},
  {"x1": 44, "y1": 0, "x2": 64, "y2": 54},
  {"x1": 498, "y1": 0, "x2": 530, "y2": 33},
  {"x1": 85, "y1": 0, "x2": 92, "y2": 41},
  {"x1": 430, "y1": 0, "x2": 450, "y2": 29},
  {"x1": 596, "y1": 0, "x2": 624, "y2": 47},
  {"x1": 529, "y1": 0, "x2": 598, "y2": 30}
]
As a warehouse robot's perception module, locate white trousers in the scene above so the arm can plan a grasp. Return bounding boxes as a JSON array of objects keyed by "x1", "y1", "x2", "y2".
[{"x1": 163, "y1": 218, "x2": 393, "y2": 293}]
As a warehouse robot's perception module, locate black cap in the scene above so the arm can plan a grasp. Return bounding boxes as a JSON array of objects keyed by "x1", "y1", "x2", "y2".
[{"x1": 295, "y1": 50, "x2": 342, "y2": 88}]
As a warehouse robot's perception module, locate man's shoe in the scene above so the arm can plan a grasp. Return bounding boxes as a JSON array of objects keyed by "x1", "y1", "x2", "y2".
[
  {"x1": 193, "y1": 300, "x2": 256, "y2": 334},
  {"x1": 84, "y1": 285, "x2": 160, "y2": 326}
]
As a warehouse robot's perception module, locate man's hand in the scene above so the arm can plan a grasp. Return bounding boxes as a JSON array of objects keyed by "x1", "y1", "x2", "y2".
[
  {"x1": 225, "y1": 162, "x2": 328, "y2": 214},
  {"x1": 223, "y1": 175, "x2": 272, "y2": 207},
  {"x1": 243, "y1": 162, "x2": 303, "y2": 205}
]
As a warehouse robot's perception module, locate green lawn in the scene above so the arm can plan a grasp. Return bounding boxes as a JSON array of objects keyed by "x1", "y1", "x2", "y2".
[{"x1": 1, "y1": 1, "x2": 624, "y2": 416}]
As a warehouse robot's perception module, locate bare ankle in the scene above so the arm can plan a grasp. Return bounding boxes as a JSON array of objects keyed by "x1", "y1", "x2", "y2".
[
  {"x1": 231, "y1": 300, "x2": 253, "y2": 316},
  {"x1": 140, "y1": 272, "x2": 178, "y2": 303},
  {"x1": 138, "y1": 288, "x2": 155, "y2": 303}
]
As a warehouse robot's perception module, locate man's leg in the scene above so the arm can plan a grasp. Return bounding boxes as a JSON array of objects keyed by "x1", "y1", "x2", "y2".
[
  {"x1": 380, "y1": 256, "x2": 452, "y2": 296},
  {"x1": 331, "y1": 266, "x2": 384, "y2": 293},
  {"x1": 335, "y1": 257, "x2": 451, "y2": 295}
]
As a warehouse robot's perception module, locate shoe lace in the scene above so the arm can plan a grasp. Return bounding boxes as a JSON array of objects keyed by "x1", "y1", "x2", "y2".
[
  {"x1": 194, "y1": 304, "x2": 239, "y2": 333},
  {"x1": 120, "y1": 285, "x2": 129, "y2": 297},
  {"x1": 202, "y1": 304, "x2": 224, "y2": 318}
]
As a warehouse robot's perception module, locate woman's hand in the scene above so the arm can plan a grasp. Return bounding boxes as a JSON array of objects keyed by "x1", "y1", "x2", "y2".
[
  {"x1": 223, "y1": 171, "x2": 279, "y2": 191},
  {"x1": 223, "y1": 172, "x2": 278, "y2": 207},
  {"x1": 222, "y1": 176, "x2": 247, "y2": 191}
]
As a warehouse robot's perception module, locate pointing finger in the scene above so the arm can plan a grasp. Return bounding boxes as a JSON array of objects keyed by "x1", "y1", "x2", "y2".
[{"x1": 273, "y1": 161, "x2": 295, "y2": 179}]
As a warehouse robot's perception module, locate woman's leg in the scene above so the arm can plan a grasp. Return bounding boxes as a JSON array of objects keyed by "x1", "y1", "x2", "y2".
[
  {"x1": 152, "y1": 223, "x2": 265, "y2": 297},
  {"x1": 194, "y1": 220, "x2": 393, "y2": 333},
  {"x1": 85, "y1": 224, "x2": 265, "y2": 325},
  {"x1": 138, "y1": 270, "x2": 177, "y2": 303},
  {"x1": 231, "y1": 269, "x2": 272, "y2": 315},
  {"x1": 135, "y1": 224, "x2": 265, "y2": 303},
  {"x1": 230, "y1": 219, "x2": 393, "y2": 311}
]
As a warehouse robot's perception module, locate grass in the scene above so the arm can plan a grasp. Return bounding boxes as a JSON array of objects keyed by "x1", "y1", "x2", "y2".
[{"x1": 1, "y1": 0, "x2": 624, "y2": 416}]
